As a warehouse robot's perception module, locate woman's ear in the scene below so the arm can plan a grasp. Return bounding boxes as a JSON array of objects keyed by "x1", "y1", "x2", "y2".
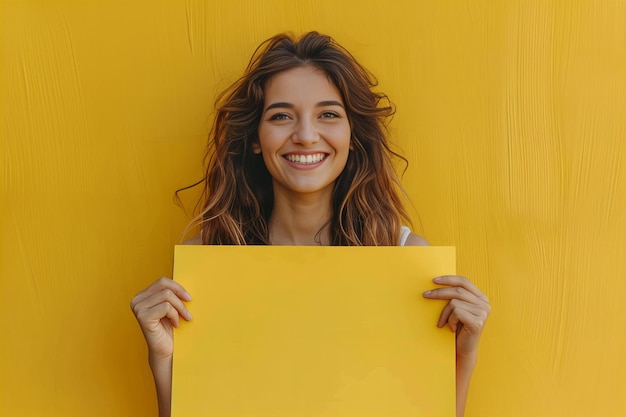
[{"x1": 252, "y1": 142, "x2": 262, "y2": 154}]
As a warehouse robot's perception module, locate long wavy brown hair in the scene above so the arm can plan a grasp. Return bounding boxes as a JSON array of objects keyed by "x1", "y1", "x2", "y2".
[{"x1": 184, "y1": 31, "x2": 411, "y2": 245}]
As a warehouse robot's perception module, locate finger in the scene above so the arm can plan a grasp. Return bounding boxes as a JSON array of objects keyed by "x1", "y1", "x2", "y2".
[
  {"x1": 432, "y1": 275, "x2": 489, "y2": 302},
  {"x1": 133, "y1": 287, "x2": 193, "y2": 322},
  {"x1": 141, "y1": 277, "x2": 192, "y2": 301},
  {"x1": 142, "y1": 301, "x2": 180, "y2": 330},
  {"x1": 437, "y1": 299, "x2": 486, "y2": 330},
  {"x1": 423, "y1": 286, "x2": 486, "y2": 306},
  {"x1": 443, "y1": 307, "x2": 473, "y2": 333},
  {"x1": 448, "y1": 307, "x2": 488, "y2": 336},
  {"x1": 131, "y1": 277, "x2": 192, "y2": 310}
]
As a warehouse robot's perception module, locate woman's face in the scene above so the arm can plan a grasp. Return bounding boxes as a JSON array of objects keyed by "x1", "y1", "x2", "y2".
[{"x1": 254, "y1": 66, "x2": 351, "y2": 199}]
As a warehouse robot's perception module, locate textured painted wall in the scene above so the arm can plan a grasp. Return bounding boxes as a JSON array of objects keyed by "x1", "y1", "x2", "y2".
[{"x1": 1, "y1": 1, "x2": 624, "y2": 416}]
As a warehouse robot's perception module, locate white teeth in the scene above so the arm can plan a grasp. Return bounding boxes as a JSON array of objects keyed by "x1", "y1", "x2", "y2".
[{"x1": 285, "y1": 153, "x2": 325, "y2": 164}]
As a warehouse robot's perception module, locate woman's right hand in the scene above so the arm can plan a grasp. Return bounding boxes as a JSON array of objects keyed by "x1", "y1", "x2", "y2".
[{"x1": 130, "y1": 277, "x2": 193, "y2": 362}]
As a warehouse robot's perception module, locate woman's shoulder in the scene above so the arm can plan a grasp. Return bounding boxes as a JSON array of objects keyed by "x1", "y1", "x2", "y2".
[
  {"x1": 183, "y1": 237, "x2": 202, "y2": 245},
  {"x1": 399, "y1": 226, "x2": 429, "y2": 246},
  {"x1": 404, "y1": 233, "x2": 430, "y2": 246}
]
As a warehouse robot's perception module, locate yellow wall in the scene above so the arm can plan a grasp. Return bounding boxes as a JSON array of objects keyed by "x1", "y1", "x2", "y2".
[{"x1": 1, "y1": 1, "x2": 624, "y2": 416}]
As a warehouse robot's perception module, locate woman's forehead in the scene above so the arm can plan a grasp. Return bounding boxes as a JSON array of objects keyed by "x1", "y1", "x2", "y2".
[{"x1": 263, "y1": 67, "x2": 343, "y2": 104}]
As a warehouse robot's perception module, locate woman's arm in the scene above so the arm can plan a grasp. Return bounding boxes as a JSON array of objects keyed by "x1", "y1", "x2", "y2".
[
  {"x1": 150, "y1": 355, "x2": 174, "y2": 417},
  {"x1": 423, "y1": 275, "x2": 490, "y2": 417},
  {"x1": 405, "y1": 233, "x2": 490, "y2": 417},
  {"x1": 131, "y1": 277, "x2": 193, "y2": 417},
  {"x1": 455, "y1": 350, "x2": 477, "y2": 417}
]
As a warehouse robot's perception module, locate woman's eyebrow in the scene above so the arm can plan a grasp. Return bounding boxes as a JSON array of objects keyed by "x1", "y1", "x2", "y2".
[
  {"x1": 265, "y1": 102, "x2": 293, "y2": 111},
  {"x1": 264, "y1": 100, "x2": 345, "y2": 112},
  {"x1": 316, "y1": 100, "x2": 344, "y2": 108}
]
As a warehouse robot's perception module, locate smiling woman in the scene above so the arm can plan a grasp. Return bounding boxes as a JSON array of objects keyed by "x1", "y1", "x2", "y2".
[
  {"x1": 130, "y1": 31, "x2": 490, "y2": 417},
  {"x1": 191, "y1": 32, "x2": 411, "y2": 247}
]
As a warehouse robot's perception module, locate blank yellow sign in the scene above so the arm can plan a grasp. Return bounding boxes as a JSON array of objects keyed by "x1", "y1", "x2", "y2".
[{"x1": 172, "y1": 246, "x2": 456, "y2": 417}]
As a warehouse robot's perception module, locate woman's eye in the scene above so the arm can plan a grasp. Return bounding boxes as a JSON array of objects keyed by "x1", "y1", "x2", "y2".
[
  {"x1": 321, "y1": 111, "x2": 339, "y2": 118},
  {"x1": 269, "y1": 113, "x2": 289, "y2": 121}
]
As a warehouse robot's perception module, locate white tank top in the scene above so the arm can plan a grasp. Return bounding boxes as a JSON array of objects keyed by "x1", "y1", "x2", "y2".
[{"x1": 399, "y1": 226, "x2": 411, "y2": 246}]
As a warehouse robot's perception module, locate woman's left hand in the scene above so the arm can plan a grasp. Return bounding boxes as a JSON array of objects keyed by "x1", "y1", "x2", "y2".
[{"x1": 423, "y1": 275, "x2": 491, "y2": 360}]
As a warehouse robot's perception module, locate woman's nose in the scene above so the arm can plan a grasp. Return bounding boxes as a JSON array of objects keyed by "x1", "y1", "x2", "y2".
[{"x1": 291, "y1": 119, "x2": 319, "y2": 145}]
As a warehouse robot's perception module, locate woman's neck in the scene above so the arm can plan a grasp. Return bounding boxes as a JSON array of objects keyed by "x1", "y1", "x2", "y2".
[{"x1": 268, "y1": 187, "x2": 333, "y2": 246}]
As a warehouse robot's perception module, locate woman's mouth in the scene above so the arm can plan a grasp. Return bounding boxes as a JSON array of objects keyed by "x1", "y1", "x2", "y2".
[{"x1": 284, "y1": 153, "x2": 327, "y2": 165}]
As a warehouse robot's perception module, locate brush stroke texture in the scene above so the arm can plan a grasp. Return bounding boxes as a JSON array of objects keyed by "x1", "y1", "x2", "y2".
[{"x1": 1, "y1": 1, "x2": 624, "y2": 416}]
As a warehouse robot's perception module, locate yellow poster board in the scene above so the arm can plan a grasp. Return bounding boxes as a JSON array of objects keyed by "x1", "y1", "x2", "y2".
[{"x1": 172, "y1": 246, "x2": 456, "y2": 417}]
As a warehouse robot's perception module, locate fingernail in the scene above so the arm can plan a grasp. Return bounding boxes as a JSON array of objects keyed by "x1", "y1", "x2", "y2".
[
  {"x1": 183, "y1": 291, "x2": 192, "y2": 301},
  {"x1": 423, "y1": 290, "x2": 432, "y2": 296},
  {"x1": 187, "y1": 312, "x2": 193, "y2": 320},
  {"x1": 433, "y1": 277, "x2": 442, "y2": 283}
]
